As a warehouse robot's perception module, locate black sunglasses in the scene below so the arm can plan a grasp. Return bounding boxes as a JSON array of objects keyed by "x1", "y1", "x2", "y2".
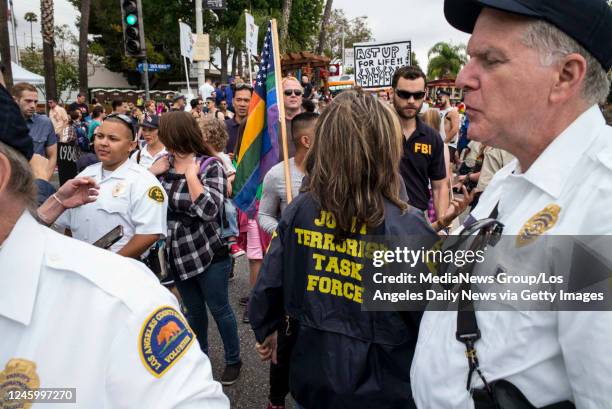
[
  {"x1": 284, "y1": 89, "x2": 303, "y2": 97},
  {"x1": 395, "y1": 89, "x2": 426, "y2": 101},
  {"x1": 105, "y1": 113, "x2": 136, "y2": 139}
]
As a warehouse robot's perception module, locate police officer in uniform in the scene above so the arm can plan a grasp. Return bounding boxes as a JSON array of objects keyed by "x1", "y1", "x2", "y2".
[
  {"x1": 56, "y1": 113, "x2": 167, "y2": 258},
  {"x1": 248, "y1": 90, "x2": 439, "y2": 409},
  {"x1": 0, "y1": 81, "x2": 229, "y2": 407},
  {"x1": 412, "y1": 1, "x2": 612, "y2": 408}
]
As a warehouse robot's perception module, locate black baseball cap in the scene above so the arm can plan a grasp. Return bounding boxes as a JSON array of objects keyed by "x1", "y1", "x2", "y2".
[
  {"x1": 140, "y1": 114, "x2": 159, "y2": 129},
  {"x1": 0, "y1": 84, "x2": 33, "y2": 160},
  {"x1": 444, "y1": 0, "x2": 612, "y2": 71}
]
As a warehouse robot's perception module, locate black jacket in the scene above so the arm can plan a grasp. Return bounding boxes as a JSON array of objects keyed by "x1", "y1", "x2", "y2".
[{"x1": 249, "y1": 192, "x2": 438, "y2": 409}]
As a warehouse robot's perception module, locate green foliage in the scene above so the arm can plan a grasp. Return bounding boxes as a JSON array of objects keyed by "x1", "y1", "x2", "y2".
[
  {"x1": 409, "y1": 52, "x2": 424, "y2": 72},
  {"x1": 65, "y1": 0, "x2": 328, "y2": 84},
  {"x1": 285, "y1": 0, "x2": 324, "y2": 52},
  {"x1": 24, "y1": 12, "x2": 38, "y2": 23},
  {"x1": 21, "y1": 49, "x2": 44, "y2": 75},
  {"x1": 427, "y1": 41, "x2": 467, "y2": 80},
  {"x1": 321, "y1": 10, "x2": 372, "y2": 61},
  {"x1": 21, "y1": 48, "x2": 79, "y2": 102}
]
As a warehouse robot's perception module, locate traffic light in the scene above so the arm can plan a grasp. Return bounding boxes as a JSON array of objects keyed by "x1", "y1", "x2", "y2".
[{"x1": 120, "y1": 0, "x2": 145, "y2": 57}]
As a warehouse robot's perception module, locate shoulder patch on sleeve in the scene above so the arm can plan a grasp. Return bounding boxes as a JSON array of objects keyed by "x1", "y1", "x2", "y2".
[
  {"x1": 139, "y1": 306, "x2": 194, "y2": 378},
  {"x1": 147, "y1": 186, "x2": 165, "y2": 203}
]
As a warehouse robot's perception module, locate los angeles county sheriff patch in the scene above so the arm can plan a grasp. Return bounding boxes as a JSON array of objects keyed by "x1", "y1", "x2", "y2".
[
  {"x1": 139, "y1": 306, "x2": 194, "y2": 378},
  {"x1": 147, "y1": 186, "x2": 165, "y2": 203},
  {"x1": 517, "y1": 204, "x2": 561, "y2": 247},
  {"x1": 0, "y1": 359, "x2": 40, "y2": 409}
]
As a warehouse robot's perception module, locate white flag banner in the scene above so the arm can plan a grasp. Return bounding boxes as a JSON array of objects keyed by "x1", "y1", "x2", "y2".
[
  {"x1": 179, "y1": 21, "x2": 195, "y2": 62},
  {"x1": 245, "y1": 12, "x2": 259, "y2": 56},
  {"x1": 344, "y1": 48, "x2": 355, "y2": 69}
]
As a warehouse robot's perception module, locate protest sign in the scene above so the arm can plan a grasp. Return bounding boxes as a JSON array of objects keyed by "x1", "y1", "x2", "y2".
[{"x1": 353, "y1": 41, "x2": 412, "y2": 88}]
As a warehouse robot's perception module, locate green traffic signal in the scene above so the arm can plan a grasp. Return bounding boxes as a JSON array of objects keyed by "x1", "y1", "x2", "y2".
[{"x1": 126, "y1": 14, "x2": 137, "y2": 26}]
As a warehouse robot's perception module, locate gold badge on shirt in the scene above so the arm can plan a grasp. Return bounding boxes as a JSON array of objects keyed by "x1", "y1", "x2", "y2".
[
  {"x1": 147, "y1": 186, "x2": 165, "y2": 203},
  {"x1": 517, "y1": 204, "x2": 561, "y2": 247},
  {"x1": 112, "y1": 182, "x2": 127, "y2": 197},
  {"x1": 0, "y1": 359, "x2": 40, "y2": 409}
]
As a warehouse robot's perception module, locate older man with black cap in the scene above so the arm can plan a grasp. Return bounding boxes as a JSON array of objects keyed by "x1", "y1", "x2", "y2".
[
  {"x1": 411, "y1": 1, "x2": 612, "y2": 408},
  {"x1": 0, "y1": 77, "x2": 230, "y2": 407}
]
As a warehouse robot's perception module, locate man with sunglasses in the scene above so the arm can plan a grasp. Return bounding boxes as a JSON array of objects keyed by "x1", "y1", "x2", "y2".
[
  {"x1": 281, "y1": 77, "x2": 304, "y2": 161},
  {"x1": 55, "y1": 113, "x2": 168, "y2": 260},
  {"x1": 392, "y1": 66, "x2": 449, "y2": 222}
]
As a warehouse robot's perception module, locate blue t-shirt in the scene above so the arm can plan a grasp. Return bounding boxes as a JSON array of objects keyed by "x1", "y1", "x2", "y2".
[{"x1": 26, "y1": 114, "x2": 57, "y2": 157}]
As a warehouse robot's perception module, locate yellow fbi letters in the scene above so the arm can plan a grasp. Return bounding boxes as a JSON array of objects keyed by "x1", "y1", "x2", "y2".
[{"x1": 297, "y1": 211, "x2": 386, "y2": 304}]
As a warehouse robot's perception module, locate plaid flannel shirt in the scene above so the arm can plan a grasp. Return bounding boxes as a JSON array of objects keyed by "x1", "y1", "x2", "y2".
[{"x1": 161, "y1": 159, "x2": 227, "y2": 281}]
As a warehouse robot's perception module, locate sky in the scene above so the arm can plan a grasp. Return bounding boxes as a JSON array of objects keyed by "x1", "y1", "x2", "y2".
[{"x1": 11, "y1": 0, "x2": 471, "y2": 72}]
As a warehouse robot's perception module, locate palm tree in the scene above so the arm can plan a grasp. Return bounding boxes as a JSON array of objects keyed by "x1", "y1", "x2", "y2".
[
  {"x1": 1, "y1": 0, "x2": 14, "y2": 89},
  {"x1": 316, "y1": 0, "x2": 333, "y2": 55},
  {"x1": 78, "y1": 0, "x2": 91, "y2": 96},
  {"x1": 280, "y1": 0, "x2": 293, "y2": 53},
  {"x1": 427, "y1": 41, "x2": 467, "y2": 80},
  {"x1": 24, "y1": 11, "x2": 38, "y2": 49},
  {"x1": 40, "y1": 0, "x2": 57, "y2": 102}
]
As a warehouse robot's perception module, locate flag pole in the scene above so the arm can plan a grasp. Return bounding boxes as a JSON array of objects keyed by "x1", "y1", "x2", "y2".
[
  {"x1": 184, "y1": 56, "x2": 192, "y2": 95},
  {"x1": 271, "y1": 19, "x2": 293, "y2": 204}
]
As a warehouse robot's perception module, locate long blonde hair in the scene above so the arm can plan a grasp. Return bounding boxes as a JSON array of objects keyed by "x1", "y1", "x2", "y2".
[
  {"x1": 421, "y1": 108, "x2": 441, "y2": 131},
  {"x1": 304, "y1": 89, "x2": 408, "y2": 236}
]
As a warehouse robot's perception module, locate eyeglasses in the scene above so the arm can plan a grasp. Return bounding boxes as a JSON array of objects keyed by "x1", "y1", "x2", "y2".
[
  {"x1": 105, "y1": 113, "x2": 136, "y2": 139},
  {"x1": 284, "y1": 89, "x2": 303, "y2": 97},
  {"x1": 395, "y1": 89, "x2": 426, "y2": 101}
]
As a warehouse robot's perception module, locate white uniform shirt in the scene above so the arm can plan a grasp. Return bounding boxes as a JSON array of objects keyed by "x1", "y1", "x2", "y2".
[
  {"x1": 0, "y1": 211, "x2": 229, "y2": 408},
  {"x1": 130, "y1": 145, "x2": 167, "y2": 169},
  {"x1": 56, "y1": 160, "x2": 167, "y2": 252},
  {"x1": 412, "y1": 105, "x2": 612, "y2": 408}
]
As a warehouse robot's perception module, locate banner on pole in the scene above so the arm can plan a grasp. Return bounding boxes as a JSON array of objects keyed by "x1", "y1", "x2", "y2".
[
  {"x1": 245, "y1": 12, "x2": 259, "y2": 57},
  {"x1": 193, "y1": 34, "x2": 210, "y2": 62},
  {"x1": 204, "y1": 0, "x2": 226, "y2": 10},
  {"x1": 179, "y1": 22, "x2": 195, "y2": 62},
  {"x1": 353, "y1": 40, "x2": 412, "y2": 89},
  {"x1": 344, "y1": 48, "x2": 354, "y2": 69}
]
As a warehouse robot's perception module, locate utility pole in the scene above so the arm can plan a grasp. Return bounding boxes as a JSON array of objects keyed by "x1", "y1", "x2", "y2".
[{"x1": 195, "y1": 0, "x2": 205, "y2": 94}]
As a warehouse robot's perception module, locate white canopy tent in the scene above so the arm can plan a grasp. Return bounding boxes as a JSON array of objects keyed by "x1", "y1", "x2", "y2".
[{"x1": 11, "y1": 62, "x2": 45, "y2": 86}]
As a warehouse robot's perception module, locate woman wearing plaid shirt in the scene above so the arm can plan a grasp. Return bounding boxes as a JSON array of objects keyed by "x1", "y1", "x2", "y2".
[{"x1": 156, "y1": 112, "x2": 242, "y2": 385}]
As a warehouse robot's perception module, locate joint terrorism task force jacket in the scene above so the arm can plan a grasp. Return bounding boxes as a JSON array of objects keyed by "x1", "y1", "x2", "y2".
[{"x1": 248, "y1": 192, "x2": 438, "y2": 409}]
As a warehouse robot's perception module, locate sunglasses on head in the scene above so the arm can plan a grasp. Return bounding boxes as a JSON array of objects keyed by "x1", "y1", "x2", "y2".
[
  {"x1": 395, "y1": 89, "x2": 426, "y2": 101},
  {"x1": 284, "y1": 89, "x2": 303, "y2": 97},
  {"x1": 105, "y1": 113, "x2": 136, "y2": 139},
  {"x1": 234, "y1": 83, "x2": 253, "y2": 91}
]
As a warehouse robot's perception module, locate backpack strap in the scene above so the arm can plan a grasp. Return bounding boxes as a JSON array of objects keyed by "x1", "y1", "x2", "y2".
[{"x1": 198, "y1": 155, "x2": 221, "y2": 175}]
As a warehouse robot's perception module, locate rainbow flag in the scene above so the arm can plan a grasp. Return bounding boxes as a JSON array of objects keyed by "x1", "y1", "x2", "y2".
[{"x1": 233, "y1": 22, "x2": 280, "y2": 217}]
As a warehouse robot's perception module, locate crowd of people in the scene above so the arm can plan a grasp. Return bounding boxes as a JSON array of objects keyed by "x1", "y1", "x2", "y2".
[{"x1": 1, "y1": 0, "x2": 612, "y2": 408}]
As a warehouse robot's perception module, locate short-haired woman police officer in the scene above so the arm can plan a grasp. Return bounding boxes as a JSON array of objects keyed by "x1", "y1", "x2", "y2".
[{"x1": 56, "y1": 114, "x2": 167, "y2": 259}]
